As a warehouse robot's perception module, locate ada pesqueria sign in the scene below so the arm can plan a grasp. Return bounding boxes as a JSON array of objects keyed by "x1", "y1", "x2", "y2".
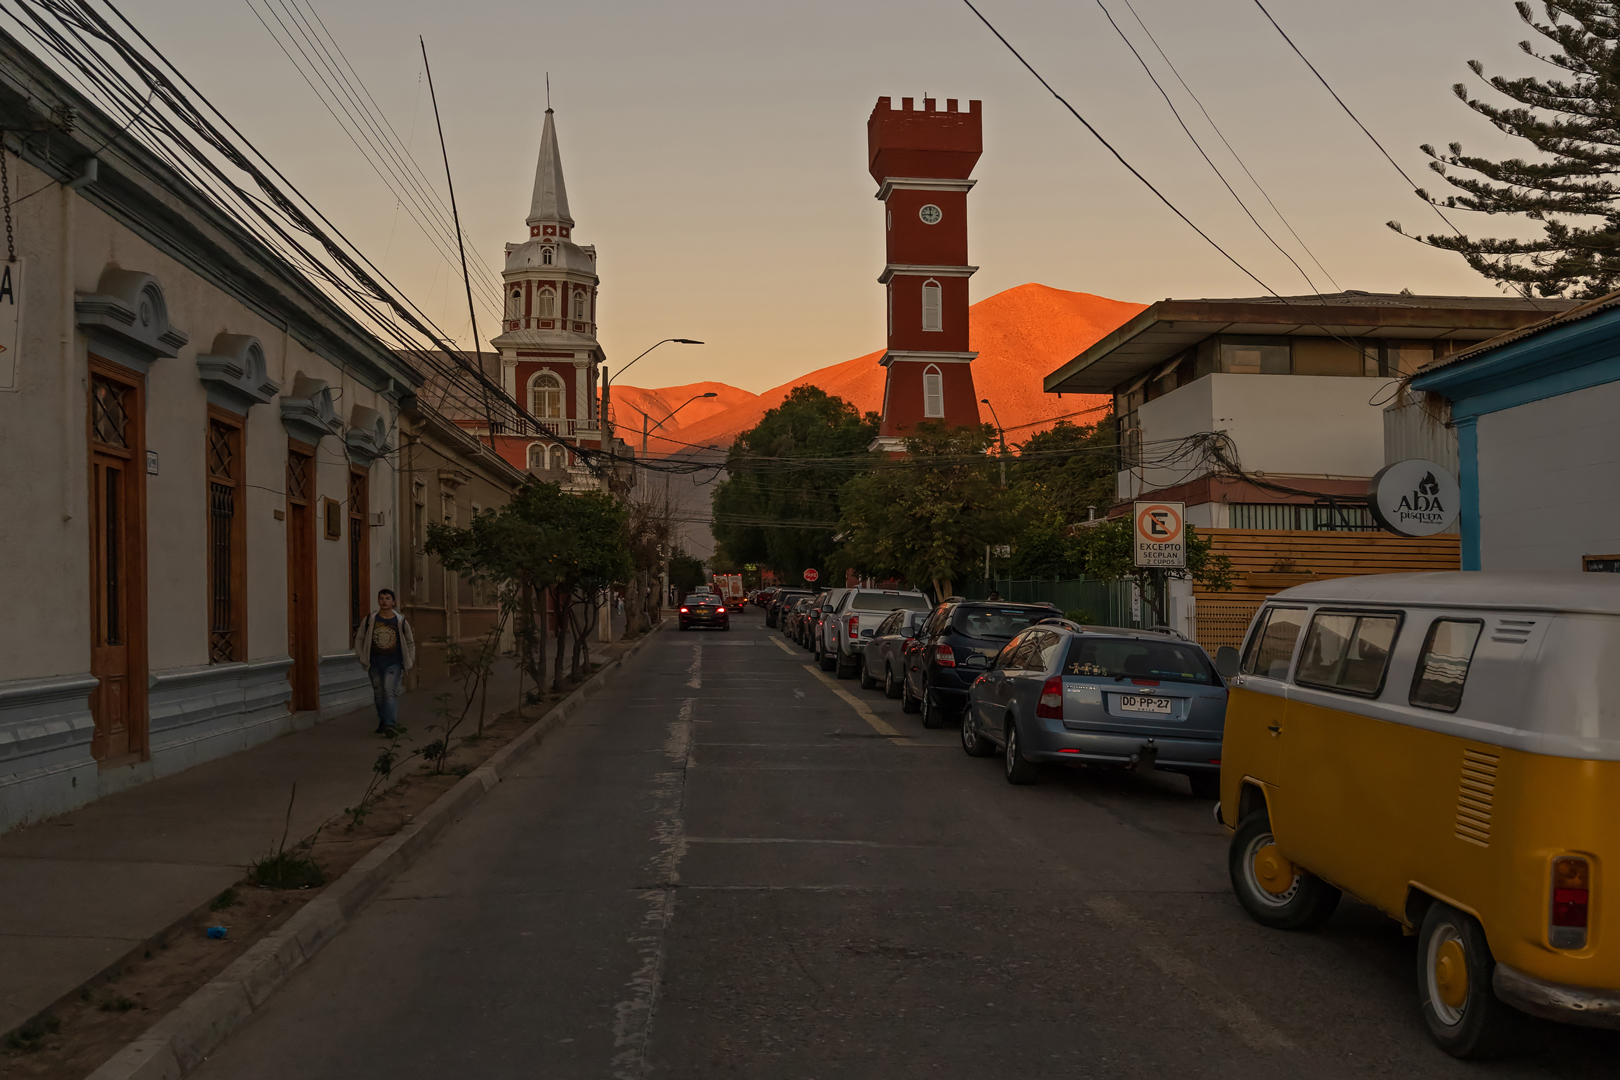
[{"x1": 1368, "y1": 459, "x2": 1459, "y2": 537}]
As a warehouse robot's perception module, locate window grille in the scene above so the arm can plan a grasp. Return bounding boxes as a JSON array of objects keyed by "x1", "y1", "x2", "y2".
[
  {"x1": 348, "y1": 469, "x2": 368, "y2": 635},
  {"x1": 91, "y1": 376, "x2": 130, "y2": 448},
  {"x1": 208, "y1": 418, "x2": 243, "y2": 663},
  {"x1": 1227, "y1": 503, "x2": 1375, "y2": 531}
]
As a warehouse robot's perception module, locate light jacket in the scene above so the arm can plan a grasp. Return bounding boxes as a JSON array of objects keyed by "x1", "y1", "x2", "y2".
[{"x1": 353, "y1": 610, "x2": 416, "y2": 670}]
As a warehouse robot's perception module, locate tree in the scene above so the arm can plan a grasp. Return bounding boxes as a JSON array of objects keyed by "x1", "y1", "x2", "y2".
[
  {"x1": 1395, "y1": 2, "x2": 1620, "y2": 297},
  {"x1": 837, "y1": 422, "x2": 1024, "y2": 599},
  {"x1": 549, "y1": 489, "x2": 632, "y2": 687},
  {"x1": 1070, "y1": 518, "x2": 1234, "y2": 626},
  {"x1": 711, "y1": 385, "x2": 878, "y2": 580},
  {"x1": 623, "y1": 494, "x2": 674, "y2": 637},
  {"x1": 669, "y1": 547, "x2": 707, "y2": 596},
  {"x1": 1004, "y1": 414, "x2": 1118, "y2": 580}
]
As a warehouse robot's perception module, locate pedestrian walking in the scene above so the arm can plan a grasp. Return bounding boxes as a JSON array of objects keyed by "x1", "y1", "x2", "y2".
[{"x1": 353, "y1": 589, "x2": 416, "y2": 734}]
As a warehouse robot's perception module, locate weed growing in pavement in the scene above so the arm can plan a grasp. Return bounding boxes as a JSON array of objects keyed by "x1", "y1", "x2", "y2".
[
  {"x1": 345, "y1": 723, "x2": 417, "y2": 830},
  {"x1": 249, "y1": 783, "x2": 325, "y2": 889},
  {"x1": 5, "y1": 1015, "x2": 60, "y2": 1051},
  {"x1": 210, "y1": 887, "x2": 239, "y2": 912}
]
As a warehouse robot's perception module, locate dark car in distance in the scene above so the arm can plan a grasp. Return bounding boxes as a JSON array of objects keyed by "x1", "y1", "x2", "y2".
[
  {"x1": 902, "y1": 601, "x2": 1059, "y2": 728},
  {"x1": 678, "y1": 594, "x2": 730, "y2": 631},
  {"x1": 767, "y1": 589, "x2": 811, "y2": 629}
]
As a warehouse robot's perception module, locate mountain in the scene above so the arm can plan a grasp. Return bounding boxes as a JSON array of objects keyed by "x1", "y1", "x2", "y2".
[{"x1": 612, "y1": 283, "x2": 1147, "y2": 455}]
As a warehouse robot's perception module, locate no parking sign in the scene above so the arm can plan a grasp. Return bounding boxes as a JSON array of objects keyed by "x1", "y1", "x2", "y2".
[{"x1": 1133, "y1": 501, "x2": 1185, "y2": 568}]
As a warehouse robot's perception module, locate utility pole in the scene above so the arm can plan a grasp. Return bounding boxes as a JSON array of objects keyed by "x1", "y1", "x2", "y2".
[{"x1": 980, "y1": 397, "x2": 1008, "y2": 487}]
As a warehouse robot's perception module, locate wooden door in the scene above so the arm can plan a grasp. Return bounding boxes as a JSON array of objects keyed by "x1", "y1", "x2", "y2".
[
  {"x1": 88, "y1": 363, "x2": 148, "y2": 761},
  {"x1": 286, "y1": 443, "x2": 319, "y2": 711}
]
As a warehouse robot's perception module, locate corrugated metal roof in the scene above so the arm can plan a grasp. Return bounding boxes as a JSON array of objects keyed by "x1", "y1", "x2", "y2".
[{"x1": 1413, "y1": 288, "x2": 1620, "y2": 376}]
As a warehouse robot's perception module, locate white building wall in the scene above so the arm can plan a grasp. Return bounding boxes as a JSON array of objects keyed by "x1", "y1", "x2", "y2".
[{"x1": 1477, "y1": 380, "x2": 1620, "y2": 571}]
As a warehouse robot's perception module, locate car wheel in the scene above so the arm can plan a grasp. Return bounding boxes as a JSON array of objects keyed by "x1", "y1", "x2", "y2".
[
  {"x1": 1004, "y1": 719, "x2": 1038, "y2": 784},
  {"x1": 1227, "y1": 809, "x2": 1341, "y2": 931},
  {"x1": 961, "y1": 712, "x2": 995, "y2": 757},
  {"x1": 884, "y1": 665, "x2": 903, "y2": 700},
  {"x1": 836, "y1": 654, "x2": 856, "y2": 680},
  {"x1": 819, "y1": 647, "x2": 835, "y2": 672},
  {"x1": 901, "y1": 674, "x2": 921, "y2": 714},
  {"x1": 1417, "y1": 902, "x2": 1520, "y2": 1059},
  {"x1": 1187, "y1": 772, "x2": 1220, "y2": 800},
  {"x1": 920, "y1": 682, "x2": 947, "y2": 729},
  {"x1": 858, "y1": 658, "x2": 878, "y2": 690}
]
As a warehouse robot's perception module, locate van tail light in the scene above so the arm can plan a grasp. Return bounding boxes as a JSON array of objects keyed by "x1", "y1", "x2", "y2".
[
  {"x1": 848, "y1": 615, "x2": 859, "y2": 639},
  {"x1": 1551, "y1": 857, "x2": 1591, "y2": 949},
  {"x1": 933, "y1": 643, "x2": 956, "y2": 667},
  {"x1": 1036, "y1": 676, "x2": 1064, "y2": 719}
]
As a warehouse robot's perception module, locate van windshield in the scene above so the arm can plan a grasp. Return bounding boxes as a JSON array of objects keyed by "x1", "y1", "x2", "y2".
[
  {"x1": 853, "y1": 592, "x2": 931, "y2": 612},
  {"x1": 1063, "y1": 637, "x2": 1216, "y2": 685},
  {"x1": 950, "y1": 607, "x2": 1050, "y2": 640}
]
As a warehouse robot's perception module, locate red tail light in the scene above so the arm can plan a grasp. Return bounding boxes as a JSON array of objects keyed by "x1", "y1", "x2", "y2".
[
  {"x1": 847, "y1": 615, "x2": 859, "y2": 639},
  {"x1": 717, "y1": 607, "x2": 726, "y2": 614},
  {"x1": 1551, "y1": 857, "x2": 1591, "y2": 949},
  {"x1": 1131, "y1": 678, "x2": 1160, "y2": 686},
  {"x1": 679, "y1": 607, "x2": 689, "y2": 613},
  {"x1": 1036, "y1": 676, "x2": 1064, "y2": 719},
  {"x1": 933, "y1": 643, "x2": 955, "y2": 667}
]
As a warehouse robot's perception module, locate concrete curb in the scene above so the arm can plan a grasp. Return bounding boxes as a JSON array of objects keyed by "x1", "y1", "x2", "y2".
[{"x1": 86, "y1": 623, "x2": 665, "y2": 1080}]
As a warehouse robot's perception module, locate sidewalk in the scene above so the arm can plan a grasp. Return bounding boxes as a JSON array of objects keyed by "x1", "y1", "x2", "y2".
[{"x1": 0, "y1": 611, "x2": 629, "y2": 1041}]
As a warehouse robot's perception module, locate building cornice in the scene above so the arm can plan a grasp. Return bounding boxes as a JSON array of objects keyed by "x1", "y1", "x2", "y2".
[
  {"x1": 877, "y1": 264, "x2": 978, "y2": 285},
  {"x1": 879, "y1": 350, "x2": 978, "y2": 367},
  {"x1": 875, "y1": 177, "x2": 977, "y2": 201}
]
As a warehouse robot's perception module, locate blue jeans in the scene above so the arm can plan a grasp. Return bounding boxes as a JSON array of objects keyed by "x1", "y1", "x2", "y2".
[{"x1": 368, "y1": 664, "x2": 403, "y2": 729}]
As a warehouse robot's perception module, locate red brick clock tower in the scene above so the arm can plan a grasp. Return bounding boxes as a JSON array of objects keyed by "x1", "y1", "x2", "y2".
[{"x1": 867, "y1": 96, "x2": 982, "y2": 452}]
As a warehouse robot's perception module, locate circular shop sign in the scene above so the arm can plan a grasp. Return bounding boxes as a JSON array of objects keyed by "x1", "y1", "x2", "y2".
[
  {"x1": 803, "y1": 568, "x2": 820, "y2": 583},
  {"x1": 1368, "y1": 459, "x2": 1460, "y2": 537}
]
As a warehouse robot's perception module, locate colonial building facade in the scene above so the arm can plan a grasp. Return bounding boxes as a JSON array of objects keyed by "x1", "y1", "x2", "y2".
[{"x1": 867, "y1": 96, "x2": 983, "y2": 451}]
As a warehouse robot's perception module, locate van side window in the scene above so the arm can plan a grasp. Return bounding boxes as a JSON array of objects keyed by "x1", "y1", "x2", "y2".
[
  {"x1": 1296, "y1": 611, "x2": 1402, "y2": 697},
  {"x1": 1241, "y1": 606, "x2": 1306, "y2": 680},
  {"x1": 1409, "y1": 619, "x2": 1484, "y2": 713}
]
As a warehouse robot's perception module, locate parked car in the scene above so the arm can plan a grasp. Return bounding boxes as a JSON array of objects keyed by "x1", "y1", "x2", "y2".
[
  {"x1": 678, "y1": 594, "x2": 729, "y2": 631},
  {"x1": 902, "y1": 600, "x2": 1060, "y2": 728},
  {"x1": 799, "y1": 591, "x2": 832, "y2": 649},
  {"x1": 785, "y1": 596, "x2": 816, "y2": 643},
  {"x1": 768, "y1": 589, "x2": 811, "y2": 629},
  {"x1": 1216, "y1": 572, "x2": 1620, "y2": 1058},
  {"x1": 861, "y1": 608, "x2": 931, "y2": 696},
  {"x1": 816, "y1": 588, "x2": 932, "y2": 678},
  {"x1": 963, "y1": 620, "x2": 1226, "y2": 795}
]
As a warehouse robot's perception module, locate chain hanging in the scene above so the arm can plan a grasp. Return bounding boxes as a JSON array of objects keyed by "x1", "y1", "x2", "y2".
[{"x1": 1, "y1": 146, "x2": 13, "y2": 264}]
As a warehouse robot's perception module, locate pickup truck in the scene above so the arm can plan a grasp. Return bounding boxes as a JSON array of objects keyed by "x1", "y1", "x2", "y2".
[{"x1": 816, "y1": 588, "x2": 932, "y2": 679}]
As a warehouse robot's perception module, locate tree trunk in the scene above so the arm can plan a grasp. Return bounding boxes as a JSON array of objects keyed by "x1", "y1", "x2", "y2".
[{"x1": 551, "y1": 586, "x2": 569, "y2": 694}]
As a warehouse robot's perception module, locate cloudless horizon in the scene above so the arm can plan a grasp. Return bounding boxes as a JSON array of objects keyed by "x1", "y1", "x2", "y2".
[{"x1": 122, "y1": 0, "x2": 1549, "y2": 393}]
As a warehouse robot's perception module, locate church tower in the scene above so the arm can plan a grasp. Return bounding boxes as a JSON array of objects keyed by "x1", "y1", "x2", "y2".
[
  {"x1": 490, "y1": 108, "x2": 606, "y2": 476},
  {"x1": 867, "y1": 96, "x2": 982, "y2": 452}
]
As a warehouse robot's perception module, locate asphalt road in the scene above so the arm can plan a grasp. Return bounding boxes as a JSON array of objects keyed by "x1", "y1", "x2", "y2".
[{"x1": 192, "y1": 614, "x2": 1618, "y2": 1079}]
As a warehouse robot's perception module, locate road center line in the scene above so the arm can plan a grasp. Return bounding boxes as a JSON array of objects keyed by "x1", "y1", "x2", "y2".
[{"x1": 802, "y1": 664, "x2": 913, "y2": 743}]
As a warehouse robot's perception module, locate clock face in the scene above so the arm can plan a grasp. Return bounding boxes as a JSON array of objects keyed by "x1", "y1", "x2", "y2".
[{"x1": 919, "y1": 203, "x2": 943, "y2": 225}]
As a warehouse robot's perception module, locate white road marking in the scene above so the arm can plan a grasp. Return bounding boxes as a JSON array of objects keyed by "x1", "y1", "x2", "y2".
[
  {"x1": 686, "y1": 642, "x2": 702, "y2": 689},
  {"x1": 1087, "y1": 896, "x2": 1295, "y2": 1051},
  {"x1": 684, "y1": 837, "x2": 926, "y2": 847},
  {"x1": 802, "y1": 664, "x2": 913, "y2": 743},
  {"x1": 610, "y1": 697, "x2": 695, "y2": 1078}
]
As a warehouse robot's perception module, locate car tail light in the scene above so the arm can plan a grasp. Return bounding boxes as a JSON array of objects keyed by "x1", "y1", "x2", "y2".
[
  {"x1": 933, "y1": 642, "x2": 955, "y2": 667},
  {"x1": 679, "y1": 607, "x2": 689, "y2": 613},
  {"x1": 1131, "y1": 678, "x2": 1160, "y2": 687},
  {"x1": 717, "y1": 607, "x2": 726, "y2": 614},
  {"x1": 1551, "y1": 857, "x2": 1591, "y2": 949},
  {"x1": 1036, "y1": 676, "x2": 1063, "y2": 719},
  {"x1": 847, "y1": 615, "x2": 859, "y2": 639}
]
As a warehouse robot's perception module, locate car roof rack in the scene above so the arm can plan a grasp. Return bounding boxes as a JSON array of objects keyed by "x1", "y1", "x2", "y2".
[
  {"x1": 1035, "y1": 616, "x2": 1084, "y2": 631},
  {"x1": 1146, "y1": 624, "x2": 1190, "y2": 641}
]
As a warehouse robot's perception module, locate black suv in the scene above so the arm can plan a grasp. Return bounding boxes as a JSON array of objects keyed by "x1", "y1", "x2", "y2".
[{"x1": 901, "y1": 600, "x2": 1058, "y2": 728}]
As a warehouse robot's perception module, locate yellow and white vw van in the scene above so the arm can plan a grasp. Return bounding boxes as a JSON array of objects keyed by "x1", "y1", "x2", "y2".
[{"x1": 1215, "y1": 572, "x2": 1620, "y2": 1057}]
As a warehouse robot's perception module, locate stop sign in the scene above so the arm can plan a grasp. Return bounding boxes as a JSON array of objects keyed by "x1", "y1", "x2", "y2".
[{"x1": 803, "y1": 568, "x2": 819, "y2": 583}]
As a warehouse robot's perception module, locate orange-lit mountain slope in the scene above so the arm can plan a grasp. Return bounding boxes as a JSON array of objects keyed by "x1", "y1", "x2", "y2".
[{"x1": 615, "y1": 283, "x2": 1146, "y2": 455}]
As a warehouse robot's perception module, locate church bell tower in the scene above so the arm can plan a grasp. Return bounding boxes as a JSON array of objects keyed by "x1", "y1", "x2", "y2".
[{"x1": 867, "y1": 96, "x2": 982, "y2": 452}]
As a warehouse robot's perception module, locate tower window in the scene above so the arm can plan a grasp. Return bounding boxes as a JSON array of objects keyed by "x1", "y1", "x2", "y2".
[
  {"x1": 507, "y1": 287, "x2": 523, "y2": 319},
  {"x1": 921, "y1": 280, "x2": 942, "y2": 332},
  {"x1": 541, "y1": 247, "x2": 554, "y2": 265},
  {"x1": 527, "y1": 442, "x2": 546, "y2": 469},
  {"x1": 537, "y1": 288, "x2": 556, "y2": 318},
  {"x1": 529, "y1": 369, "x2": 565, "y2": 421},
  {"x1": 573, "y1": 290, "x2": 587, "y2": 321},
  {"x1": 923, "y1": 364, "x2": 944, "y2": 419}
]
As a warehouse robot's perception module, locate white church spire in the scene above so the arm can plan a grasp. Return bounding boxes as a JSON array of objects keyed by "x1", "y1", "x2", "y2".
[{"x1": 527, "y1": 108, "x2": 573, "y2": 228}]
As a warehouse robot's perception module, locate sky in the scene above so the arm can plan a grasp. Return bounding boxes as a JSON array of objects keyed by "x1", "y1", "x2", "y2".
[{"x1": 121, "y1": 0, "x2": 1549, "y2": 393}]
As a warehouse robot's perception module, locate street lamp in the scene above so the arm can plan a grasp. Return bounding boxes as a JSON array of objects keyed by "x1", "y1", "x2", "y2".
[
  {"x1": 980, "y1": 398, "x2": 1008, "y2": 488},
  {"x1": 600, "y1": 338, "x2": 703, "y2": 450},
  {"x1": 642, "y1": 391, "x2": 718, "y2": 456}
]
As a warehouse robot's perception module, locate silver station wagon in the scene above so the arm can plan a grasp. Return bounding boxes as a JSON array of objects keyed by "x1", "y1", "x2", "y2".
[{"x1": 961, "y1": 619, "x2": 1228, "y2": 795}]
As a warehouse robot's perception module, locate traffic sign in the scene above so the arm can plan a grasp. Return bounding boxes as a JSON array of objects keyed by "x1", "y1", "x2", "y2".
[
  {"x1": 1133, "y1": 501, "x2": 1186, "y2": 568},
  {"x1": 803, "y1": 568, "x2": 819, "y2": 583}
]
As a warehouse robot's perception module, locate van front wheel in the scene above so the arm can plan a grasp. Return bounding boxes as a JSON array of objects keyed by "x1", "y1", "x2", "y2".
[
  {"x1": 1228, "y1": 810, "x2": 1340, "y2": 930},
  {"x1": 1417, "y1": 902, "x2": 1519, "y2": 1059}
]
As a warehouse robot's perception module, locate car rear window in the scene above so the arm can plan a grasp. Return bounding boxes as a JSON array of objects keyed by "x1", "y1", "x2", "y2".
[
  {"x1": 853, "y1": 591, "x2": 930, "y2": 612},
  {"x1": 949, "y1": 607, "x2": 1049, "y2": 640},
  {"x1": 1063, "y1": 637, "x2": 1216, "y2": 685}
]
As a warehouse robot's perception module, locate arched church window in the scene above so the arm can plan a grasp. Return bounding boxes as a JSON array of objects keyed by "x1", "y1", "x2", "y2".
[
  {"x1": 541, "y1": 247, "x2": 554, "y2": 265},
  {"x1": 536, "y1": 288, "x2": 556, "y2": 319},
  {"x1": 529, "y1": 370, "x2": 564, "y2": 421},
  {"x1": 572, "y1": 290, "x2": 587, "y2": 321},
  {"x1": 526, "y1": 443, "x2": 546, "y2": 469},
  {"x1": 921, "y1": 280, "x2": 942, "y2": 332},
  {"x1": 922, "y1": 364, "x2": 944, "y2": 419},
  {"x1": 507, "y1": 287, "x2": 523, "y2": 320}
]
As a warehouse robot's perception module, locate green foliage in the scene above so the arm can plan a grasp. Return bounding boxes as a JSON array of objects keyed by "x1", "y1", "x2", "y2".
[
  {"x1": 711, "y1": 385, "x2": 878, "y2": 578},
  {"x1": 837, "y1": 422, "x2": 1024, "y2": 598},
  {"x1": 1009, "y1": 416, "x2": 1118, "y2": 520},
  {"x1": 6, "y1": 1015, "x2": 60, "y2": 1051},
  {"x1": 1396, "y1": 2, "x2": 1620, "y2": 297},
  {"x1": 209, "y1": 887, "x2": 238, "y2": 912},
  {"x1": 247, "y1": 849, "x2": 325, "y2": 890},
  {"x1": 1069, "y1": 518, "x2": 1235, "y2": 624},
  {"x1": 669, "y1": 547, "x2": 707, "y2": 594}
]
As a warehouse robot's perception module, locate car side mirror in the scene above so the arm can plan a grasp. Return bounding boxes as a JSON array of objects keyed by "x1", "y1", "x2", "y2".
[{"x1": 1214, "y1": 646, "x2": 1241, "y2": 679}]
